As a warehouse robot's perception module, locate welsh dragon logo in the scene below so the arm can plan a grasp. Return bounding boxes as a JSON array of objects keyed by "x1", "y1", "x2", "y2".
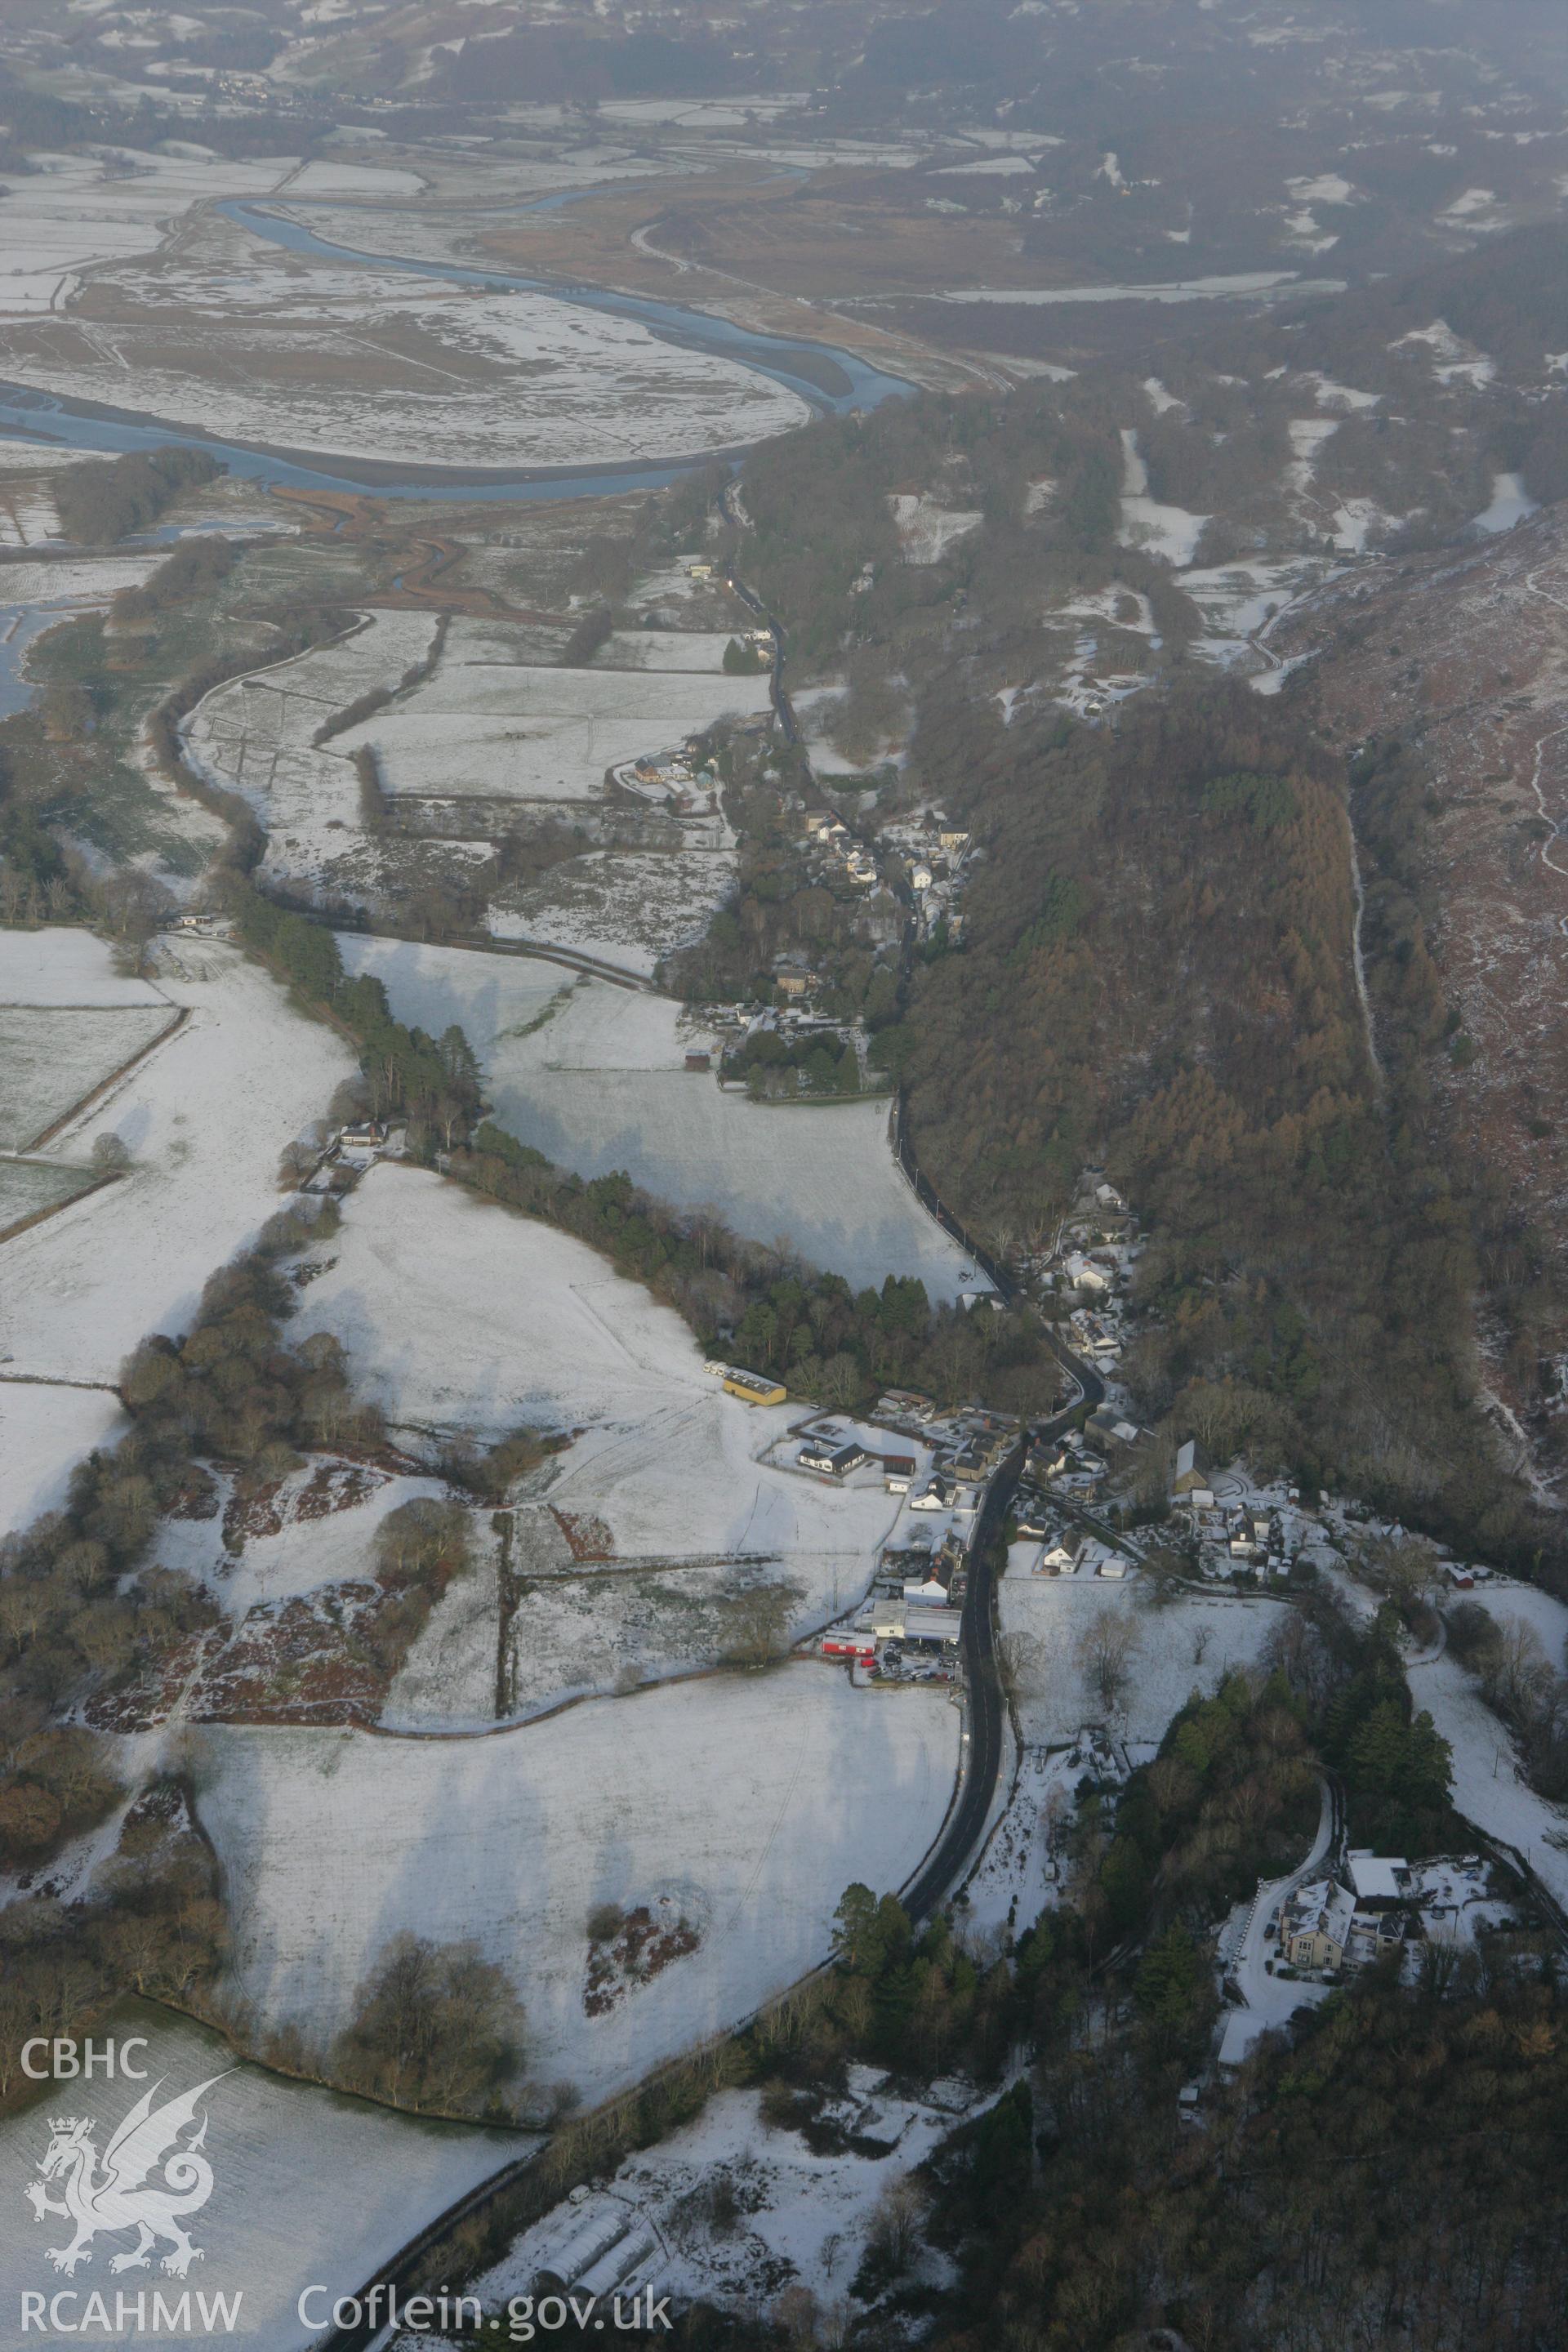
[{"x1": 25, "y1": 2075, "x2": 225, "y2": 2278}]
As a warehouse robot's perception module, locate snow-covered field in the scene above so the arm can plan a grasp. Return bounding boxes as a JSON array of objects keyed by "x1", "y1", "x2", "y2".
[
  {"x1": 592, "y1": 630, "x2": 751, "y2": 672},
  {"x1": 0, "y1": 440, "x2": 93, "y2": 546},
  {"x1": 1118, "y1": 430, "x2": 1206, "y2": 567},
  {"x1": 0, "y1": 1382, "x2": 127, "y2": 1539},
  {"x1": 0, "y1": 148, "x2": 320, "y2": 314},
  {"x1": 286, "y1": 1165, "x2": 906, "y2": 1715},
  {"x1": 338, "y1": 657, "x2": 769, "y2": 804},
  {"x1": 1471, "y1": 471, "x2": 1539, "y2": 536},
  {"x1": 291, "y1": 1161, "x2": 710, "y2": 1439},
  {"x1": 0, "y1": 924, "x2": 168, "y2": 1007},
  {"x1": 0, "y1": 1002, "x2": 176, "y2": 1149},
  {"x1": 186, "y1": 612, "x2": 755, "y2": 927},
  {"x1": 0, "y1": 1156, "x2": 95, "y2": 1231},
  {"x1": 999, "y1": 1572, "x2": 1282, "y2": 1746},
  {"x1": 333, "y1": 944, "x2": 982, "y2": 1296},
  {"x1": 928, "y1": 270, "x2": 1326, "y2": 305},
  {"x1": 1408, "y1": 1646, "x2": 1568, "y2": 1918},
  {"x1": 0, "y1": 1999, "x2": 523, "y2": 2352},
  {"x1": 0, "y1": 938, "x2": 352, "y2": 1503},
  {"x1": 182, "y1": 611, "x2": 439, "y2": 903},
  {"x1": 198, "y1": 1667, "x2": 957, "y2": 2105}
]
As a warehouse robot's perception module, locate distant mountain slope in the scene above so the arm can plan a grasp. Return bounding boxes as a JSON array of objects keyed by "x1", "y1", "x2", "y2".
[{"x1": 1276, "y1": 501, "x2": 1568, "y2": 1503}]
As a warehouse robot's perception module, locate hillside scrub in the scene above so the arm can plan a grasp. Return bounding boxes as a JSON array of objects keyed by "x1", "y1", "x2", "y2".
[{"x1": 0, "y1": 1209, "x2": 376, "y2": 2078}]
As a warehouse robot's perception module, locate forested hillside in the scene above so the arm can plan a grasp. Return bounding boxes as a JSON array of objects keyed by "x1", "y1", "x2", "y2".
[
  {"x1": 892, "y1": 679, "x2": 1529, "y2": 1557},
  {"x1": 719, "y1": 251, "x2": 1568, "y2": 1570}
]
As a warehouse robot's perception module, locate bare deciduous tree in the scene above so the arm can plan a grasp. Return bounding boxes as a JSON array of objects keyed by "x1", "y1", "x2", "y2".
[
  {"x1": 1076, "y1": 1606, "x2": 1143, "y2": 1718},
  {"x1": 997, "y1": 1628, "x2": 1040, "y2": 1699},
  {"x1": 866, "y1": 2176, "x2": 930, "y2": 2277}
]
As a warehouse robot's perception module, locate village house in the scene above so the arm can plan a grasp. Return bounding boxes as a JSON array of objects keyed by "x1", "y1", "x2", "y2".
[
  {"x1": 1039, "y1": 1532, "x2": 1083, "y2": 1575},
  {"x1": 910, "y1": 1475, "x2": 952, "y2": 1512},
  {"x1": 799, "y1": 1439, "x2": 869, "y2": 1479},
  {"x1": 1087, "y1": 1405, "x2": 1151, "y2": 1456},
  {"x1": 1283, "y1": 1879, "x2": 1356, "y2": 1972}
]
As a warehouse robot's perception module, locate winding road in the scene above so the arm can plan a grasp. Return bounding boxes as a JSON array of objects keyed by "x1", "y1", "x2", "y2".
[{"x1": 318, "y1": 503, "x2": 1106, "y2": 2352}]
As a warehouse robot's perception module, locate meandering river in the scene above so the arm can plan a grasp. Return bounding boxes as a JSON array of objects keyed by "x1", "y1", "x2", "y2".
[{"x1": 0, "y1": 198, "x2": 910, "y2": 506}]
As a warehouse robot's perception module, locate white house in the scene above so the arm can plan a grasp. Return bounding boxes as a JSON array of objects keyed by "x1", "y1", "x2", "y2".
[{"x1": 910, "y1": 1477, "x2": 951, "y2": 1512}]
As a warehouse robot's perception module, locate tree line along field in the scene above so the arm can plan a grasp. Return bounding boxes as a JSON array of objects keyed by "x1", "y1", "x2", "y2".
[{"x1": 335, "y1": 942, "x2": 985, "y2": 1298}]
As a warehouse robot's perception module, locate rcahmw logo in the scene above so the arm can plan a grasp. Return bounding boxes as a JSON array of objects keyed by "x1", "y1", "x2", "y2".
[{"x1": 20, "y1": 2067, "x2": 243, "y2": 2336}]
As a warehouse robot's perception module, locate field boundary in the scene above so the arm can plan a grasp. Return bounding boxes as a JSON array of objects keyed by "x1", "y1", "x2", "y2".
[
  {"x1": 0, "y1": 1167, "x2": 116, "y2": 1247},
  {"x1": 19, "y1": 1001, "x2": 186, "y2": 1152}
]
